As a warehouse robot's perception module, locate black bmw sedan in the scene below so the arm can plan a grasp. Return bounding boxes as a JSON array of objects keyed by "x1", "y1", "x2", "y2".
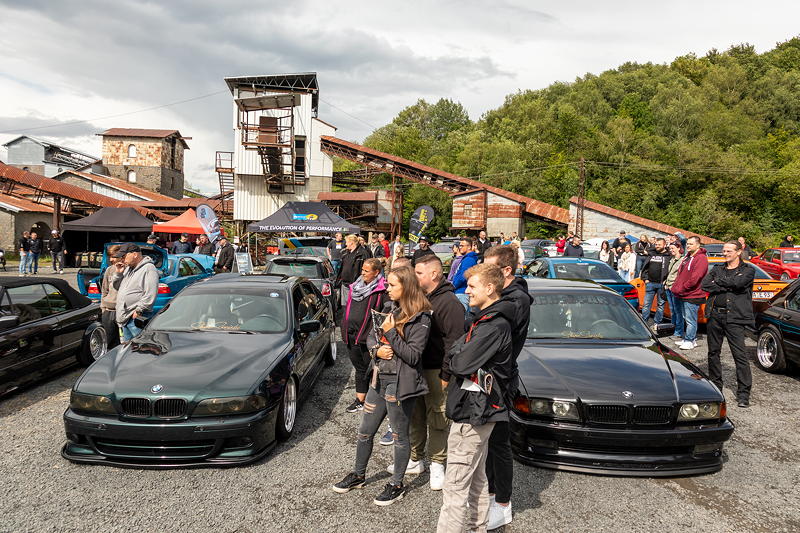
[
  {"x1": 511, "y1": 279, "x2": 734, "y2": 476},
  {"x1": 1, "y1": 278, "x2": 106, "y2": 397},
  {"x1": 62, "y1": 273, "x2": 336, "y2": 468}
]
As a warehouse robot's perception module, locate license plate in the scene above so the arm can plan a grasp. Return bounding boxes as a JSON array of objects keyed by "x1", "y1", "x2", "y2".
[{"x1": 754, "y1": 291, "x2": 774, "y2": 299}]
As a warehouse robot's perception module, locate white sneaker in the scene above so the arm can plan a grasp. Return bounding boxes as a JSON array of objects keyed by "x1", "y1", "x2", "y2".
[
  {"x1": 429, "y1": 462, "x2": 445, "y2": 491},
  {"x1": 386, "y1": 459, "x2": 426, "y2": 475},
  {"x1": 487, "y1": 501, "x2": 513, "y2": 530},
  {"x1": 678, "y1": 340, "x2": 697, "y2": 350}
]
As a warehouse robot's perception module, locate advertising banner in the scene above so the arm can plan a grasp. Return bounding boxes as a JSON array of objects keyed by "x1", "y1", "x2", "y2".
[
  {"x1": 408, "y1": 205, "x2": 434, "y2": 243},
  {"x1": 196, "y1": 203, "x2": 221, "y2": 243}
]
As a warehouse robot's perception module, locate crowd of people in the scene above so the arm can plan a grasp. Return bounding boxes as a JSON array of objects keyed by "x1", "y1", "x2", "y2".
[{"x1": 17, "y1": 229, "x2": 65, "y2": 276}]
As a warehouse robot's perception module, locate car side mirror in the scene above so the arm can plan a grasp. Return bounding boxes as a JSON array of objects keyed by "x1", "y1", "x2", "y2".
[
  {"x1": 0, "y1": 315, "x2": 20, "y2": 332},
  {"x1": 654, "y1": 323, "x2": 675, "y2": 338},
  {"x1": 298, "y1": 320, "x2": 321, "y2": 334}
]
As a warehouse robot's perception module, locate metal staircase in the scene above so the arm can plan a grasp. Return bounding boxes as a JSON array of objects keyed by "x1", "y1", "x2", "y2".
[{"x1": 215, "y1": 151, "x2": 234, "y2": 219}]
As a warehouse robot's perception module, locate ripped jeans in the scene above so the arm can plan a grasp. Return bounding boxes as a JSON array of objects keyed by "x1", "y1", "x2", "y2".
[{"x1": 354, "y1": 378, "x2": 416, "y2": 486}]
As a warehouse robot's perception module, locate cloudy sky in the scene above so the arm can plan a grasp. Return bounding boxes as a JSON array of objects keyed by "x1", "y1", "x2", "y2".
[{"x1": 1, "y1": 0, "x2": 798, "y2": 193}]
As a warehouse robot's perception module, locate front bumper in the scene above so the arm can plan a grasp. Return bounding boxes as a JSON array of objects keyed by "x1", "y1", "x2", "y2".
[
  {"x1": 62, "y1": 405, "x2": 279, "y2": 469},
  {"x1": 510, "y1": 411, "x2": 734, "y2": 477}
]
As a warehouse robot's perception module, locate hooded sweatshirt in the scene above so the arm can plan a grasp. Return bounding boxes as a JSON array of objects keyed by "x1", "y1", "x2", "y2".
[
  {"x1": 672, "y1": 248, "x2": 709, "y2": 300},
  {"x1": 445, "y1": 299, "x2": 513, "y2": 426},
  {"x1": 112, "y1": 256, "x2": 160, "y2": 324},
  {"x1": 451, "y1": 251, "x2": 479, "y2": 294},
  {"x1": 421, "y1": 278, "x2": 466, "y2": 380},
  {"x1": 486, "y1": 276, "x2": 533, "y2": 401}
]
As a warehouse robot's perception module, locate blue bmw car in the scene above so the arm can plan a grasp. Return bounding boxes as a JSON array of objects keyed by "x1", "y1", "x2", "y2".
[
  {"x1": 524, "y1": 257, "x2": 639, "y2": 307},
  {"x1": 77, "y1": 243, "x2": 215, "y2": 313}
]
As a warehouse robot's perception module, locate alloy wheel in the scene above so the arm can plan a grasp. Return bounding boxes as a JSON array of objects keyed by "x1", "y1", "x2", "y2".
[
  {"x1": 89, "y1": 327, "x2": 108, "y2": 360},
  {"x1": 283, "y1": 377, "x2": 297, "y2": 434},
  {"x1": 757, "y1": 331, "x2": 777, "y2": 368},
  {"x1": 780, "y1": 273, "x2": 790, "y2": 281}
]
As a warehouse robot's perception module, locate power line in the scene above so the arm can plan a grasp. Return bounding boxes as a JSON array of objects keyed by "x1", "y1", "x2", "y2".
[
  {"x1": 585, "y1": 160, "x2": 790, "y2": 174},
  {"x1": 319, "y1": 97, "x2": 382, "y2": 132},
  {"x1": 0, "y1": 89, "x2": 229, "y2": 135}
]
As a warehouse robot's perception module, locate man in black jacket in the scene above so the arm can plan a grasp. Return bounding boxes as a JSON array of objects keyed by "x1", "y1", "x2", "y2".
[
  {"x1": 194, "y1": 234, "x2": 215, "y2": 256},
  {"x1": 48, "y1": 230, "x2": 65, "y2": 274},
  {"x1": 214, "y1": 237, "x2": 234, "y2": 273},
  {"x1": 391, "y1": 253, "x2": 465, "y2": 490},
  {"x1": 476, "y1": 230, "x2": 492, "y2": 259},
  {"x1": 437, "y1": 263, "x2": 512, "y2": 533},
  {"x1": 481, "y1": 244, "x2": 533, "y2": 529},
  {"x1": 411, "y1": 236, "x2": 436, "y2": 265},
  {"x1": 171, "y1": 233, "x2": 193, "y2": 254},
  {"x1": 563, "y1": 236, "x2": 584, "y2": 257},
  {"x1": 28, "y1": 231, "x2": 43, "y2": 274},
  {"x1": 640, "y1": 238, "x2": 671, "y2": 325},
  {"x1": 701, "y1": 240, "x2": 756, "y2": 408}
]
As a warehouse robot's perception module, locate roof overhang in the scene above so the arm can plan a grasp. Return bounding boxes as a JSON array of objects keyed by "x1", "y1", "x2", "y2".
[
  {"x1": 235, "y1": 93, "x2": 302, "y2": 112},
  {"x1": 225, "y1": 73, "x2": 319, "y2": 114}
]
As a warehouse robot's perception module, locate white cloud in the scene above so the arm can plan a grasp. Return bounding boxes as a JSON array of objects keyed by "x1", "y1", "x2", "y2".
[{"x1": 1, "y1": 0, "x2": 799, "y2": 193}]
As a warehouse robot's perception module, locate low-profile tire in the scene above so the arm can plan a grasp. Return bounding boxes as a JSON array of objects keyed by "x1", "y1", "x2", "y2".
[
  {"x1": 756, "y1": 326, "x2": 786, "y2": 373},
  {"x1": 780, "y1": 272, "x2": 791, "y2": 281},
  {"x1": 276, "y1": 376, "x2": 298, "y2": 440},
  {"x1": 324, "y1": 332, "x2": 337, "y2": 367},
  {"x1": 77, "y1": 326, "x2": 107, "y2": 366}
]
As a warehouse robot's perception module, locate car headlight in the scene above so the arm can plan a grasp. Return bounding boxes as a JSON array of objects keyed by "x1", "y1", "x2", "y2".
[
  {"x1": 513, "y1": 397, "x2": 580, "y2": 421},
  {"x1": 70, "y1": 391, "x2": 116, "y2": 415},
  {"x1": 678, "y1": 402, "x2": 724, "y2": 421},
  {"x1": 193, "y1": 395, "x2": 267, "y2": 416}
]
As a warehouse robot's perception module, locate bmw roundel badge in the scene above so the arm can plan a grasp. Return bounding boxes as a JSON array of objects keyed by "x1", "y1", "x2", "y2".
[
  {"x1": 151, "y1": 384, "x2": 163, "y2": 393},
  {"x1": 622, "y1": 390, "x2": 633, "y2": 399}
]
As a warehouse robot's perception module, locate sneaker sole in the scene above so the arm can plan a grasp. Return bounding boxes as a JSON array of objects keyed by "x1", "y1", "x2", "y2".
[
  {"x1": 379, "y1": 440, "x2": 394, "y2": 446},
  {"x1": 331, "y1": 482, "x2": 365, "y2": 494},
  {"x1": 373, "y1": 492, "x2": 404, "y2": 506}
]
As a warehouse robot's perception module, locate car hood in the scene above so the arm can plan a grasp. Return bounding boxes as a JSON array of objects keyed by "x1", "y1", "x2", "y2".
[
  {"x1": 517, "y1": 340, "x2": 720, "y2": 403},
  {"x1": 76, "y1": 330, "x2": 293, "y2": 399}
]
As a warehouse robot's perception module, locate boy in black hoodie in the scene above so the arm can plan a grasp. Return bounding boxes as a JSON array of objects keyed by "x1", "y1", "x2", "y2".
[
  {"x1": 482, "y1": 244, "x2": 533, "y2": 529},
  {"x1": 437, "y1": 263, "x2": 512, "y2": 533}
]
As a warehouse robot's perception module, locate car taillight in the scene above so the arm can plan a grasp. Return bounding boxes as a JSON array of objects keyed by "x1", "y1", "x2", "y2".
[
  {"x1": 157, "y1": 283, "x2": 171, "y2": 294},
  {"x1": 87, "y1": 282, "x2": 100, "y2": 295},
  {"x1": 321, "y1": 283, "x2": 332, "y2": 296},
  {"x1": 623, "y1": 287, "x2": 638, "y2": 299}
]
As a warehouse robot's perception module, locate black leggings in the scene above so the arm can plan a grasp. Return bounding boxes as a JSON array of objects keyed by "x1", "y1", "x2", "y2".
[{"x1": 347, "y1": 343, "x2": 371, "y2": 395}]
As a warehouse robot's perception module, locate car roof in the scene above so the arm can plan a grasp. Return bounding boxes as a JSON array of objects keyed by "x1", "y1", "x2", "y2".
[
  {"x1": 194, "y1": 272, "x2": 301, "y2": 288},
  {"x1": 0, "y1": 277, "x2": 91, "y2": 307},
  {"x1": 525, "y1": 277, "x2": 613, "y2": 292}
]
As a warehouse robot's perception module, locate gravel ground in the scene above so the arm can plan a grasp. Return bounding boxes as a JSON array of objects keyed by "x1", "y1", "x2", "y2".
[{"x1": 1, "y1": 269, "x2": 799, "y2": 532}]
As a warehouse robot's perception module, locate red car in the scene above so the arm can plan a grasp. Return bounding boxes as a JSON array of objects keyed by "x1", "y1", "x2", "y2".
[{"x1": 751, "y1": 248, "x2": 800, "y2": 281}]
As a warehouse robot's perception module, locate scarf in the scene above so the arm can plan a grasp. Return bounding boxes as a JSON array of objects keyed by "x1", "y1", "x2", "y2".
[{"x1": 350, "y1": 274, "x2": 383, "y2": 302}]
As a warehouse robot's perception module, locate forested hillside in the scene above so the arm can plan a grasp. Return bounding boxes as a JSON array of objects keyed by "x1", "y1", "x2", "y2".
[{"x1": 339, "y1": 38, "x2": 800, "y2": 246}]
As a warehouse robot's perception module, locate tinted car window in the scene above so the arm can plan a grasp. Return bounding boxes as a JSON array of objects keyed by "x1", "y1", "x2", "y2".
[
  {"x1": 43, "y1": 284, "x2": 71, "y2": 314},
  {"x1": 185, "y1": 258, "x2": 204, "y2": 275},
  {"x1": 783, "y1": 251, "x2": 800, "y2": 264},
  {"x1": 787, "y1": 291, "x2": 800, "y2": 312},
  {"x1": 178, "y1": 259, "x2": 193, "y2": 277},
  {"x1": 528, "y1": 291, "x2": 652, "y2": 340},
  {"x1": 552, "y1": 262, "x2": 623, "y2": 283},
  {"x1": 300, "y1": 282, "x2": 323, "y2": 315},
  {"x1": 0, "y1": 291, "x2": 12, "y2": 316},
  {"x1": 267, "y1": 261, "x2": 323, "y2": 278},
  {"x1": 6, "y1": 284, "x2": 51, "y2": 324},
  {"x1": 148, "y1": 288, "x2": 287, "y2": 333}
]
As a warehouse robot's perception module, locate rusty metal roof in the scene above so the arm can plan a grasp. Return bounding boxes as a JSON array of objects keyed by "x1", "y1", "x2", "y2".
[
  {"x1": 569, "y1": 197, "x2": 722, "y2": 244},
  {"x1": 99, "y1": 129, "x2": 190, "y2": 149},
  {"x1": 317, "y1": 191, "x2": 377, "y2": 202},
  {"x1": 320, "y1": 136, "x2": 569, "y2": 225},
  {"x1": 0, "y1": 163, "x2": 172, "y2": 220},
  {"x1": 62, "y1": 170, "x2": 177, "y2": 202},
  {"x1": 0, "y1": 193, "x2": 53, "y2": 213}
]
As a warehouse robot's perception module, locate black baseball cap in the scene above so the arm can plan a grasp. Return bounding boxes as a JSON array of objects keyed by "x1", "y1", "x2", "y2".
[
  {"x1": 418, "y1": 235, "x2": 430, "y2": 242},
  {"x1": 181, "y1": 233, "x2": 189, "y2": 238},
  {"x1": 113, "y1": 243, "x2": 141, "y2": 257},
  {"x1": 147, "y1": 234, "x2": 157, "y2": 240}
]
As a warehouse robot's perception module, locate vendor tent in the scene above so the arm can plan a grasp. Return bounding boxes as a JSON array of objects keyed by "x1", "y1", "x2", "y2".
[
  {"x1": 247, "y1": 201, "x2": 360, "y2": 233},
  {"x1": 62, "y1": 207, "x2": 154, "y2": 233},
  {"x1": 152, "y1": 208, "x2": 205, "y2": 234}
]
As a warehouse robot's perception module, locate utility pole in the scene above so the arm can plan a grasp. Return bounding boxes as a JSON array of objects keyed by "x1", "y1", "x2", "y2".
[{"x1": 575, "y1": 157, "x2": 586, "y2": 239}]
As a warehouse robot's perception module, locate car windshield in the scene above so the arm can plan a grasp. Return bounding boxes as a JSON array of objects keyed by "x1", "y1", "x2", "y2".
[
  {"x1": 528, "y1": 291, "x2": 652, "y2": 340},
  {"x1": 283, "y1": 247, "x2": 327, "y2": 258},
  {"x1": 266, "y1": 261, "x2": 322, "y2": 278},
  {"x1": 431, "y1": 243, "x2": 454, "y2": 254},
  {"x1": 551, "y1": 261, "x2": 623, "y2": 283},
  {"x1": 783, "y1": 251, "x2": 800, "y2": 264},
  {"x1": 147, "y1": 288, "x2": 287, "y2": 333}
]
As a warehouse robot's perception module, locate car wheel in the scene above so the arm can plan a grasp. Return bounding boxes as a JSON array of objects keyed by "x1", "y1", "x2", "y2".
[
  {"x1": 756, "y1": 326, "x2": 786, "y2": 373},
  {"x1": 780, "y1": 272, "x2": 790, "y2": 281},
  {"x1": 78, "y1": 326, "x2": 107, "y2": 366},
  {"x1": 276, "y1": 375, "x2": 298, "y2": 440},
  {"x1": 324, "y1": 332, "x2": 337, "y2": 367}
]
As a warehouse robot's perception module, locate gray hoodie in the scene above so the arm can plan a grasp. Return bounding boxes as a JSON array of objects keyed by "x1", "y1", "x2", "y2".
[{"x1": 112, "y1": 256, "x2": 160, "y2": 325}]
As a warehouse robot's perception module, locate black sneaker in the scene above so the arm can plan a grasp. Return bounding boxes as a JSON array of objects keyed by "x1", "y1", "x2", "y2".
[
  {"x1": 332, "y1": 473, "x2": 365, "y2": 493},
  {"x1": 373, "y1": 483, "x2": 405, "y2": 506},
  {"x1": 737, "y1": 398, "x2": 750, "y2": 408},
  {"x1": 345, "y1": 399, "x2": 364, "y2": 413}
]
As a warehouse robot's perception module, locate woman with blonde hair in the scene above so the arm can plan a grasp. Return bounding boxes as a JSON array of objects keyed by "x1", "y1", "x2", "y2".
[
  {"x1": 389, "y1": 238, "x2": 405, "y2": 269},
  {"x1": 618, "y1": 242, "x2": 636, "y2": 282},
  {"x1": 333, "y1": 266, "x2": 432, "y2": 506}
]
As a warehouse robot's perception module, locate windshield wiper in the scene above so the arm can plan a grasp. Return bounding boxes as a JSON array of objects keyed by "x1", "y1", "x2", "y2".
[{"x1": 227, "y1": 330, "x2": 254, "y2": 334}]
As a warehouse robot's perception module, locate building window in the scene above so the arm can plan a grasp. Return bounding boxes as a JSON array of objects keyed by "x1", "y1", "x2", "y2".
[
  {"x1": 127, "y1": 170, "x2": 136, "y2": 183},
  {"x1": 128, "y1": 144, "x2": 137, "y2": 158},
  {"x1": 294, "y1": 136, "x2": 306, "y2": 176},
  {"x1": 464, "y1": 204, "x2": 473, "y2": 217},
  {"x1": 22, "y1": 166, "x2": 29, "y2": 171}
]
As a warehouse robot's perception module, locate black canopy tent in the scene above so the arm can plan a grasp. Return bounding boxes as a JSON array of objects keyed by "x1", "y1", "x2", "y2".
[
  {"x1": 62, "y1": 207, "x2": 156, "y2": 267},
  {"x1": 247, "y1": 201, "x2": 360, "y2": 234}
]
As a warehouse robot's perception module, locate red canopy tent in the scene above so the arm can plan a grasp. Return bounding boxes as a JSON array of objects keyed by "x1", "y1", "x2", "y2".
[{"x1": 152, "y1": 208, "x2": 205, "y2": 234}]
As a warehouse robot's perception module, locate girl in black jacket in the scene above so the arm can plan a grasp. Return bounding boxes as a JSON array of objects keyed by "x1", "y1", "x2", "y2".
[{"x1": 333, "y1": 266, "x2": 432, "y2": 506}]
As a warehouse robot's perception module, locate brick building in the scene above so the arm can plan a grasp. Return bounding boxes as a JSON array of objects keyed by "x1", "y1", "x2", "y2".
[{"x1": 99, "y1": 129, "x2": 190, "y2": 199}]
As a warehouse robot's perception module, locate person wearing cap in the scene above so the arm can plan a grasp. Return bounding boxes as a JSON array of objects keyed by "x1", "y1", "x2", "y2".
[
  {"x1": 111, "y1": 243, "x2": 160, "y2": 342},
  {"x1": 146, "y1": 234, "x2": 158, "y2": 245},
  {"x1": 611, "y1": 230, "x2": 631, "y2": 255},
  {"x1": 214, "y1": 236, "x2": 235, "y2": 273},
  {"x1": 48, "y1": 229, "x2": 65, "y2": 274},
  {"x1": 171, "y1": 233, "x2": 193, "y2": 254},
  {"x1": 412, "y1": 236, "x2": 435, "y2": 266}
]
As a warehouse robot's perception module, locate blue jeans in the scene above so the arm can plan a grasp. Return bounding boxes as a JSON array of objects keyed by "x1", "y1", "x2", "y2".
[
  {"x1": 121, "y1": 319, "x2": 143, "y2": 342},
  {"x1": 666, "y1": 290, "x2": 684, "y2": 338},
  {"x1": 29, "y1": 253, "x2": 40, "y2": 273},
  {"x1": 641, "y1": 282, "x2": 665, "y2": 324},
  {"x1": 682, "y1": 301, "x2": 700, "y2": 342},
  {"x1": 456, "y1": 293, "x2": 471, "y2": 318},
  {"x1": 331, "y1": 259, "x2": 341, "y2": 276},
  {"x1": 19, "y1": 253, "x2": 31, "y2": 274},
  {"x1": 635, "y1": 256, "x2": 648, "y2": 278}
]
